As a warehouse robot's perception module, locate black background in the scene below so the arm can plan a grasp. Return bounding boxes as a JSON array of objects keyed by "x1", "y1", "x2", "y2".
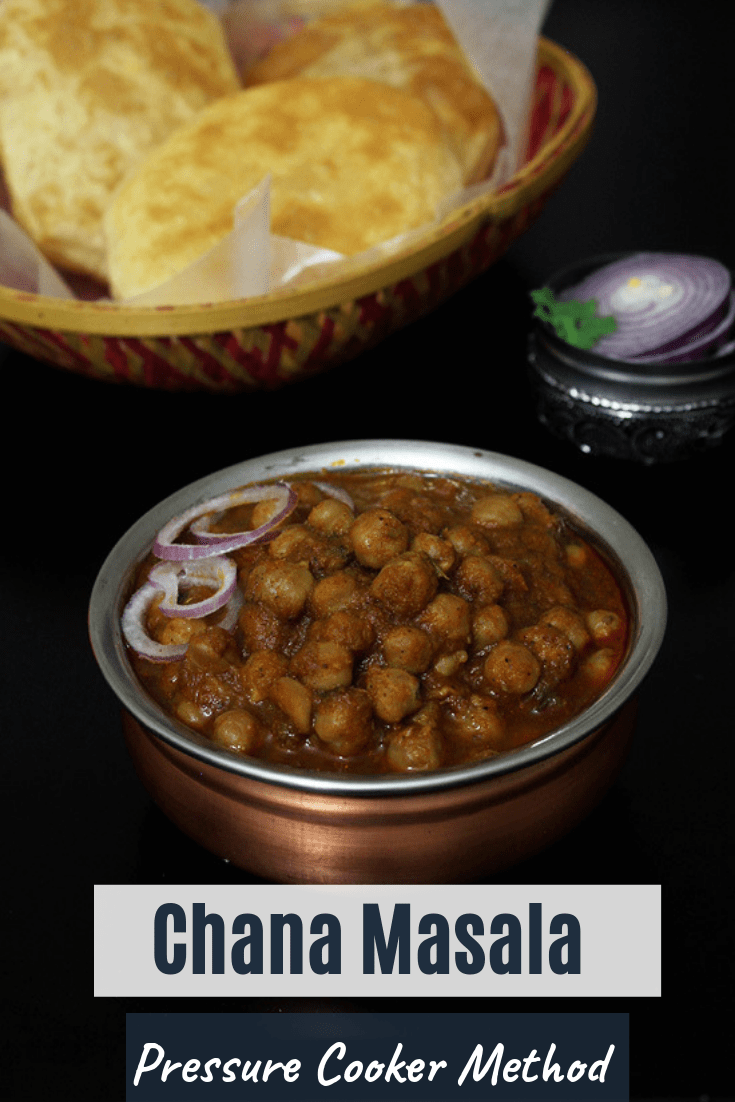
[
  {"x1": 125, "y1": 1013, "x2": 630, "y2": 1100},
  {"x1": 2, "y1": 1, "x2": 733, "y2": 1099}
]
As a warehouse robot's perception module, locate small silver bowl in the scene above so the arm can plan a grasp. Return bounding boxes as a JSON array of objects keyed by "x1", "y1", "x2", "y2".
[{"x1": 528, "y1": 253, "x2": 735, "y2": 464}]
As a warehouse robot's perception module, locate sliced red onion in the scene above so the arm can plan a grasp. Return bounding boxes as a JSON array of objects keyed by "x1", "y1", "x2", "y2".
[
  {"x1": 121, "y1": 581, "x2": 189, "y2": 663},
  {"x1": 312, "y1": 480, "x2": 355, "y2": 510},
  {"x1": 122, "y1": 561, "x2": 244, "y2": 662},
  {"x1": 154, "y1": 481, "x2": 298, "y2": 560},
  {"x1": 218, "y1": 585, "x2": 244, "y2": 633},
  {"x1": 627, "y1": 291, "x2": 735, "y2": 364},
  {"x1": 561, "y1": 253, "x2": 732, "y2": 362},
  {"x1": 148, "y1": 558, "x2": 237, "y2": 619}
]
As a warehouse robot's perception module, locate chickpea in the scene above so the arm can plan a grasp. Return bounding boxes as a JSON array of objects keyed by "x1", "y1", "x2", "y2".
[
  {"x1": 587, "y1": 609, "x2": 623, "y2": 644},
  {"x1": 382, "y1": 625, "x2": 433, "y2": 673},
  {"x1": 308, "y1": 498, "x2": 353, "y2": 536},
  {"x1": 239, "y1": 650, "x2": 288, "y2": 703},
  {"x1": 211, "y1": 708, "x2": 262, "y2": 753},
  {"x1": 230, "y1": 544, "x2": 263, "y2": 582},
  {"x1": 195, "y1": 671, "x2": 235, "y2": 714},
  {"x1": 313, "y1": 689, "x2": 373, "y2": 755},
  {"x1": 418, "y1": 593, "x2": 472, "y2": 648},
  {"x1": 349, "y1": 508, "x2": 409, "y2": 569},
  {"x1": 156, "y1": 616, "x2": 207, "y2": 647},
  {"x1": 386, "y1": 722, "x2": 443, "y2": 772},
  {"x1": 443, "y1": 525, "x2": 489, "y2": 556},
  {"x1": 365, "y1": 666, "x2": 421, "y2": 724},
  {"x1": 512, "y1": 492, "x2": 555, "y2": 528},
  {"x1": 238, "y1": 600, "x2": 291, "y2": 653},
  {"x1": 185, "y1": 625, "x2": 232, "y2": 673},
  {"x1": 472, "y1": 604, "x2": 509, "y2": 649},
  {"x1": 518, "y1": 624, "x2": 575, "y2": 687},
  {"x1": 484, "y1": 641, "x2": 541, "y2": 694},
  {"x1": 251, "y1": 496, "x2": 283, "y2": 528},
  {"x1": 487, "y1": 555, "x2": 528, "y2": 592},
  {"x1": 175, "y1": 699, "x2": 207, "y2": 729},
  {"x1": 245, "y1": 559, "x2": 314, "y2": 620},
  {"x1": 411, "y1": 532, "x2": 456, "y2": 575},
  {"x1": 446, "y1": 694, "x2": 504, "y2": 746},
  {"x1": 471, "y1": 493, "x2": 524, "y2": 529},
  {"x1": 312, "y1": 610, "x2": 375, "y2": 653},
  {"x1": 309, "y1": 539, "x2": 350, "y2": 576},
  {"x1": 268, "y1": 524, "x2": 316, "y2": 563},
  {"x1": 289, "y1": 641, "x2": 353, "y2": 691},
  {"x1": 541, "y1": 606, "x2": 590, "y2": 651},
  {"x1": 455, "y1": 554, "x2": 504, "y2": 604},
  {"x1": 295, "y1": 482, "x2": 324, "y2": 509},
  {"x1": 209, "y1": 502, "x2": 251, "y2": 537},
  {"x1": 309, "y1": 571, "x2": 362, "y2": 618},
  {"x1": 582, "y1": 647, "x2": 617, "y2": 682},
  {"x1": 537, "y1": 579, "x2": 574, "y2": 608},
  {"x1": 370, "y1": 551, "x2": 438, "y2": 617},
  {"x1": 270, "y1": 676, "x2": 312, "y2": 735},
  {"x1": 565, "y1": 542, "x2": 588, "y2": 568}
]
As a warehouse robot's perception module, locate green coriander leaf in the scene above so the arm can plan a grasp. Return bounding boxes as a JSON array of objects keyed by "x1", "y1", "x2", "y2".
[{"x1": 530, "y1": 286, "x2": 617, "y2": 350}]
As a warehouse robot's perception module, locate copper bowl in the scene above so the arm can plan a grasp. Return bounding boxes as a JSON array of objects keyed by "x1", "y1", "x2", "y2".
[{"x1": 88, "y1": 439, "x2": 666, "y2": 882}]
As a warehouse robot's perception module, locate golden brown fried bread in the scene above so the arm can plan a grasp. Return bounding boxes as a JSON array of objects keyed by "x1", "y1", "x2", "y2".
[
  {"x1": 104, "y1": 76, "x2": 465, "y2": 300},
  {"x1": 245, "y1": 0, "x2": 502, "y2": 186},
  {"x1": 0, "y1": 0, "x2": 240, "y2": 281}
]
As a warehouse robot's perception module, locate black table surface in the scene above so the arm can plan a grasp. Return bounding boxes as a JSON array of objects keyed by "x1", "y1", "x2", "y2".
[{"x1": 2, "y1": 2, "x2": 733, "y2": 1099}]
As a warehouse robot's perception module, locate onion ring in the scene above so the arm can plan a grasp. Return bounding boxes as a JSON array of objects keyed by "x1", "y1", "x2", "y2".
[
  {"x1": 154, "y1": 481, "x2": 298, "y2": 560},
  {"x1": 122, "y1": 562, "x2": 244, "y2": 662},
  {"x1": 121, "y1": 582, "x2": 189, "y2": 663},
  {"x1": 562, "y1": 253, "x2": 732, "y2": 361},
  {"x1": 312, "y1": 480, "x2": 355, "y2": 510},
  {"x1": 218, "y1": 585, "x2": 244, "y2": 633},
  {"x1": 148, "y1": 558, "x2": 237, "y2": 619}
]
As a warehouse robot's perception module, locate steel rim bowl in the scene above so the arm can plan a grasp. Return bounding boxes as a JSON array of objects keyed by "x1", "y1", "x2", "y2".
[{"x1": 89, "y1": 439, "x2": 667, "y2": 880}]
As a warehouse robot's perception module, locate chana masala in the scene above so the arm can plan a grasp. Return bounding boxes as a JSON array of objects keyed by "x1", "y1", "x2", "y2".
[{"x1": 123, "y1": 469, "x2": 629, "y2": 773}]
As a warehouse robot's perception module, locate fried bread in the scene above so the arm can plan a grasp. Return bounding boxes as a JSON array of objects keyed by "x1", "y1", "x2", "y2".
[
  {"x1": 245, "y1": 0, "x2": 503, "y2": 186},
  {"x1": 0, "y1": 0, "x2": 240, "y2": 281},
  {"x1": 104, "y1": 76, "x2": 465, "y2": 300}
]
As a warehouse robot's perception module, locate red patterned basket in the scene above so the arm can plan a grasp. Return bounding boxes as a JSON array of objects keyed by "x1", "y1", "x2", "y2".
[{"x1": 0, "y1": 37, "x2": 595, "y2": 392}]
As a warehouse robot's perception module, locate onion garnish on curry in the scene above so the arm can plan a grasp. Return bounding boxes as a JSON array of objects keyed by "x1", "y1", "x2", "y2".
[
  {"x1": 152, "y1": 481, "x2": 298, "y2": 559},
  {"x1": 122, "y1": 470, "x2": 629, "y2": 774}
]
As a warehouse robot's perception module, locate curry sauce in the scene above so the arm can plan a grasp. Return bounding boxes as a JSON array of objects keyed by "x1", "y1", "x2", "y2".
[{"x1": 128, "y1": 469, "x2": 629, "y2": 774}]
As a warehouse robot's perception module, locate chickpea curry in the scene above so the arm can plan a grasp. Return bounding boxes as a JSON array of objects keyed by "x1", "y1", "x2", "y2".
[{"x1": 123, "y1": 469, "x2": 629, "y2": 774}]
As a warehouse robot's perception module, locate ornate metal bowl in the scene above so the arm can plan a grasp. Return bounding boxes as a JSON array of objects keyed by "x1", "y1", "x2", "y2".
[{"x1": 528, "y1": 253, "x2": 735, "y2": 463}]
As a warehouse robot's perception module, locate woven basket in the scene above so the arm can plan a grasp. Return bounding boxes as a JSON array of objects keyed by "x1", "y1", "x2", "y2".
[{"x1": 0, "y1": 37, "x2": 595, "y2": 392}]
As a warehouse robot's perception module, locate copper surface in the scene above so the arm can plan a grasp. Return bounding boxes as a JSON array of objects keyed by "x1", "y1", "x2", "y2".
[{"x1": 122, "y1": 699, "x2": 637, "y2": 883}]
